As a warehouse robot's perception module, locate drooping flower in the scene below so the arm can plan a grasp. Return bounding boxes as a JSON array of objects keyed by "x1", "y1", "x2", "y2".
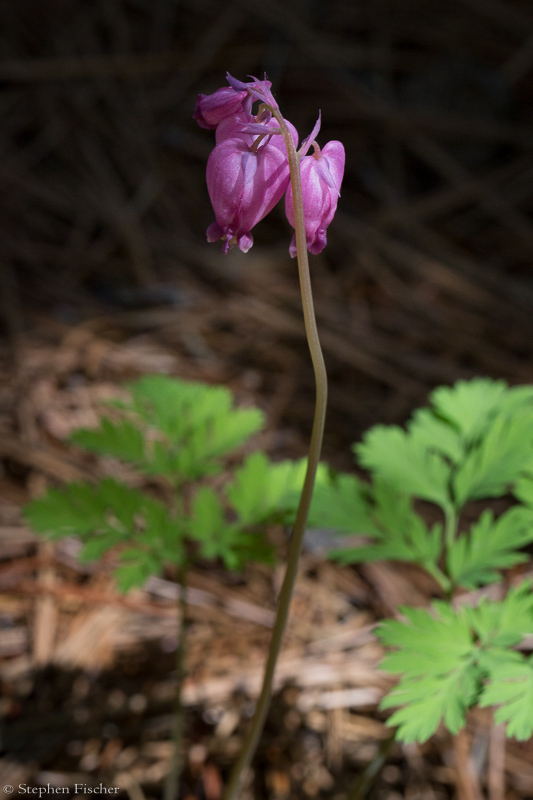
[
  {"x1": 285, "y1": 140, "x2": 345, "y2": 256},
  {"x1": 193, "y1": 86, "x2": 248, "y2": 130},
  {"x1": 196, "y1": 72, "x2": 343, "y2": 256},
  {"x1": 202, "y1": 74, "x2": 298, "y2": 254},
  {"x1": 206, "y1": 136, "x2": 293, "y2": 254}
]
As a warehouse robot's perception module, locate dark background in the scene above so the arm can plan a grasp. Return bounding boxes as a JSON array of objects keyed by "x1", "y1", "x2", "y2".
[{"x1": 2, "y1": 0, "x2": 533, "y2": 464}]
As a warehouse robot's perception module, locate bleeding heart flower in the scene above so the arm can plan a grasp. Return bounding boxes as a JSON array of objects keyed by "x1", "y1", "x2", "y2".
[
  {"x1": 206, "y1": 137, "x2": 293, "y2": 254},
  {"x1": 285, "y1": 141, "x2": 345, "y2": 256}
]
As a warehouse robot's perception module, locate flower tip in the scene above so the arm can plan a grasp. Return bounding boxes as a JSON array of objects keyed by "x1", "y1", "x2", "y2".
[
  {"x1": 288, "y1": 234, "x2": 297, "y2": 258},
  {"x1": 237, "y1": 232, "x2": 254, "y2": 253},
  {"x1": 206, "y1": 221, "x2": 223, "y2": 243}
]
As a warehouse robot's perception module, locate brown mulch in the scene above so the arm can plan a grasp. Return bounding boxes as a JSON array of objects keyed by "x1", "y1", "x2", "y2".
[{"x1": 2, "y1": 0, "x2": 533, "y2": 798}]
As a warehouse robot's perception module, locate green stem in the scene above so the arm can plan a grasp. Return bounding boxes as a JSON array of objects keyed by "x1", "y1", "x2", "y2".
[
  {"x1": 444, "y1": 505, "x2": 457, "y2": 550},
  {"x1": 222, "y1": 110, "x2": 328, "y2": 800},
  {"x1": 425, "y1": 561, "x2": 451, "y2": 594},
  {"x1": 163, "y1": 562, "x2": 188, "y2": 800},
  {"x1": 442, "y1": 504, "x2": 458, "y2": 598}
]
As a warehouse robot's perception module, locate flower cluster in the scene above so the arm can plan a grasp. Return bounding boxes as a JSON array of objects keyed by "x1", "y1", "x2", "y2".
[{"x1": 194, "y1": 74, "x2": 345, "y2": 256}]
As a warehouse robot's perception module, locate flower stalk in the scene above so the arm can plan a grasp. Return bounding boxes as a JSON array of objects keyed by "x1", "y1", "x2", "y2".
[
  {"x1": 221, "y1": 105, "x2": 328, "y2": 800},
  {"x1": 195, "y1": 73, "x2": 344, "y2": 799}
]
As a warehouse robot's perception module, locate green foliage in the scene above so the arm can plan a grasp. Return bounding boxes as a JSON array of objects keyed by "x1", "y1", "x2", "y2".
[
  {"x1": 478, "y1": 653, "x2": 533, "y2": 741},
  {"x1": 453, "y1": 408, "x2": 533, "y2": 506},
  {"x1": 319, "y1": 379, "x2": 533, "y2": 591},
  {"x1": 24, "y1": 375, "x2": 282, "y2": 592},
  {"x1": 356, "y1": 424, "x2": 452, "y2": 508},
  {"x1": 227, "y1": 451, "x2": 308, "y2": 526},
  {"x1": 313, "y1": 378, "x2": 533, "y2": 743},
  {"x1": 446, "y1": 507, "x2": 533, "y2": 589},
  {"x1": 379, "y1": 601, "x2": 479, "y2": 743},
  {"x1": 24, "y1": 373, "x2": 533, "y2": 744},
  {"x1": 354, "y1": 378, "x2": 533, "y2": 512},
  {"x1": 72, "y1": 374, "x2": 265, "y2": 481},
  {"x1": 327, "y1": 480, "x2": 446, "y2": 586},
  {"x1": 307, "y1": 471, "x2": 378, "y2": 534},
  {"x1": 378, "y1": 582, "x2": 533, "y2": 742}
]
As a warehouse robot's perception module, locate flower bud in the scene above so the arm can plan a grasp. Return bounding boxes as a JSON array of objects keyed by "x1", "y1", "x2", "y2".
[
  {"x1": 193, "y1": 86, "x2": 247, "y2": 130},
  {"x1": 285, "y1": 141, "x2": 345, "y2": 256}
]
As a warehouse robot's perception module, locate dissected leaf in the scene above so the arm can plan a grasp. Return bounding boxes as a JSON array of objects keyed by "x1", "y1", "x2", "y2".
[
  {"x1": 328, "y1": 480, "x2": 444, "y2": 586},
  {"x1": 24, "y1": 478, "x2": 185, "y2": 581},
  {"x1": 378, "y1": 602, "x2": 478, "y2": 742},
  {"x1": 378, "y1": 587, "x2": 533, "y2": 743},
  {"x1": 479, "y1": 653, "x2": 533, "y2": 740},
  {"x1": 408, "y1": 407, "x2": 464, "y2": 465},
  {"x1": 189, "y1": 486, "x2": 272, "y2": 569},
  {"x1": 128, "y1": 375, "x2": 265, "y2": 477},
  {"x1": 465, "y1": 580, "x2": 533, "y2": 648},
  {"x1": 227, "y1": 452, "x2": 308, "y2": 526},
  {"x1": 356, "y1": 425, "x2": 452, "y2": 508},
  {"x1": 72, "y1": 375, "x2": 265, "y2": 481},
  {"x1": 447, "y1": 508, "x2": 533, "y2": 589},
  {"x1": 429, "y1": 378, "x2": 509, "y2": 444},
  {"x1": 308, "y1": 471, "x2": 377, "y2": 534},
  {"x1": 71, "y1": 418, "x2": 145, "y2": 463},
  {"x1": 24, "y1": 478, "x2": 146, "y2": 539},
  {"x1": 453, "y1": 409, "x2": 533, "y2": 505}
]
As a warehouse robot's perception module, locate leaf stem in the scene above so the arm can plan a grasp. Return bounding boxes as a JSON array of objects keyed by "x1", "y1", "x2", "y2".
[
  {"x1": 425, "y1": 561, "x2": 452, "y2": 594},
  {"x1": 221, "y1": 109, "x2": 328, "y2": 800},
  {"x1": 163, "y1": 563, "x2": 188, "y2": 800},
  {"x1": 445, "y1": 505, "x2": 457, "y2": 550}
]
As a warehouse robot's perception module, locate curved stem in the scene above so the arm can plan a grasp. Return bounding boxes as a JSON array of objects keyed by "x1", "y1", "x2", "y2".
[{"x1": 222, "y1": 112, "x2": 328, "y2": 800}]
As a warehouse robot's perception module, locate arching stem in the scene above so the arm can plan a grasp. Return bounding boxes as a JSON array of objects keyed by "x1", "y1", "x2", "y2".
[{"x1": 222, "y1": 108, "x2": 328, "y2": 800}]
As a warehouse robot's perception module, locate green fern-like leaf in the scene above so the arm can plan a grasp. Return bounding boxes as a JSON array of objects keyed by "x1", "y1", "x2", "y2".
[
  {"x1": 227, "y1": 452, "x2": 308, "y2": 526},
  {"x1": 71, "y1": 418, "x2": 145, "y2": 464},
  {"x1": 25, "y1": 478, "x2": 146, "y2": 540},
  {"x1": 428, "y1": 378, "x2": 510, "y2": 444},
  {"x1": 378, "y1": 585, "x2": 533, "y2": 743},
  {"x1": 327, "y1": 480, "x2": 444, "y2": 586},
  {"x1": 465, "y1": 580, "x2": 533, "y2": 649},
  {"x1": 479, "y1": 653, "x2": 533, "y2": 740},
  {"x1": 452, "y1": 409, "x2": 533, "y2": 506},
  {"x1": 24, "y1": 478, "x2": 186, "y2": 584},
  {"x1": 447, "y1": 507, "x2": 533, "y2": 589},
  {"x1": 72, "y1": 375, "x2": 265, "y2": 481},
  {"x1": 189, "y1": 486, "x2": 273, "y2": 569},
  {"x1": 378, "y1": 602, "x2": 479, "y2": 742},
  {"x1": 307, "y1": 471, "x2": 377, "y2": 534},
  {"x1": 356, "y1": 425, "x2": 452, "y2": 508}
]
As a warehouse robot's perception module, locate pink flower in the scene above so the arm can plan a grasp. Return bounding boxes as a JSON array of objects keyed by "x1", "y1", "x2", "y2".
[
  {"x1": 285, "y1": 141, "x2": 345, "y2": 256},
  {"x1": 196, "y1": 73, "x2": 344, "y2": 257},
  {"x1": 193, "y1": 86, "x2": 247, "y2": 130},
  {"x1": 215, "y1": 110, "x2": 255, "y2": 145},
  {"x1": 206, "y1": 136, "x2": 293, "y2": 254}
]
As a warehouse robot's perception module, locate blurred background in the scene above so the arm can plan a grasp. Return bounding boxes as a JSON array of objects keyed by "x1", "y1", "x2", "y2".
[
  {"x1": 1, "y1": 0, "x2": 533, "y2": 798},
  {"x1": 2, "y1": 0, "x2": 533, "y2": 458}
]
